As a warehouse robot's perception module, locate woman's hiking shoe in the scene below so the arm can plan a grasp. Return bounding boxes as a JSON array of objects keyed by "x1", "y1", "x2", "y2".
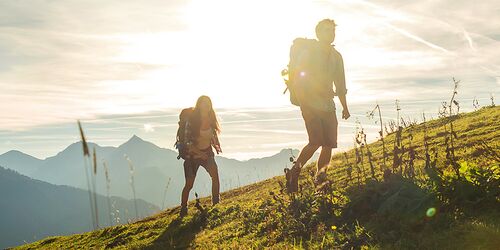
[
  {"x1": 284, "y1": 168, "x2": 291, "y2": 190},
  {"x1": 179, "y1": 206, "x2": 188, "y2": 218},
  {"x1": 212, "y1": 195, "x2": 220, "y2": 206},
  {"x1": 285, "y1": 162, "x2": 301, "y2": 193}
]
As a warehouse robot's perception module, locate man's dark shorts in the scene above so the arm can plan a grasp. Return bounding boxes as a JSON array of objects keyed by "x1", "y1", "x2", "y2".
[
  {"x1": 300, "y1": 105, "x2": 338, "y2": 148},
  {"x1": 184, "y1": 148, "x2": 217, "y2": 179}
]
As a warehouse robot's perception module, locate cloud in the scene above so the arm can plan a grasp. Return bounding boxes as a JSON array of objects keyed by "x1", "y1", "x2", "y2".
[
  {"x1": 0, "y1": 0, "x2": 187, "y2": 130},
  {"x1": 317, "y1": 0, "x2": 500, "y2": 107},
  {"x1": 143, "y1": 124, "x2": 155, "y2": 133},
  {"x1": 0, "y1": 0, "x2": 187, "y2": 33}
]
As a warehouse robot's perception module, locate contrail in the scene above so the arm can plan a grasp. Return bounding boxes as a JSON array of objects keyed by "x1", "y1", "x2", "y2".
[
  {"x1": 382, "y1": 22, "x2": 452, "y2": 54},
  {"x1": 462, "y1": 28, "x2": 476, "y2": 52},
  {"x1": 347, "y1": 0, "x2": 452, "y2": 54}
]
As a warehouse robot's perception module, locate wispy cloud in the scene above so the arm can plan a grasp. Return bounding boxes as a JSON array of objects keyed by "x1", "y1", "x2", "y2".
[{"x1": 0, "y1": 0, "x2": 187, "y2": 130}]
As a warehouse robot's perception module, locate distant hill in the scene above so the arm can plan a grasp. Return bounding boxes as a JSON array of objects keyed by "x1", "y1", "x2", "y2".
[
  {"x1": 0, "y1": 138, "x2": 316, "y2": 208},
  {"x1": 0, "y1": 166, "x2": 159, "y2": 249},
  {"x1": 14, "y1": 106, "x2": 499, "y2": 249},
  {"x1": 0, "y1": 150, "x2": 43, "y2": 176}
]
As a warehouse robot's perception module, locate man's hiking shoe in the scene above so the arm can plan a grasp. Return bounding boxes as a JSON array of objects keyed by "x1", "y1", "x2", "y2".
[
  {"x1": 285, "y1": 162, "x2": 301, "y2": 193},
  {"x1": 179, "y1": 206, "x2": 188, "y2": 218},
  {"x1": 314, "y1": 170, "x2": 328, "y2": 186},
  {"x1": 284, "y1": 168, "x2": 291, "y2": 190},
  {"x1": 315, "y1": 180, "x2": 331, "y2": 193}
]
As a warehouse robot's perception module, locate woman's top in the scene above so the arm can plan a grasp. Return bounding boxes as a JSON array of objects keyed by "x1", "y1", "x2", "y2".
[
  {"x1": 184, "y1": 118, "x2": 221, "y2": 154},
  {"x1": 196, "y1": 127, "x2": 214, "y2": 150}
]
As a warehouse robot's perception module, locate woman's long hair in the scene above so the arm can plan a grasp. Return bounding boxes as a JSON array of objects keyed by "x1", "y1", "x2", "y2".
[{"x1": 190, "y1": 95, "x2": 221, "y2": 139}]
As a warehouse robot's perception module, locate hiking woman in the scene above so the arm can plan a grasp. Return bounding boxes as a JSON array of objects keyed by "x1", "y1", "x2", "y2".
[{"x1": 180, "y1": 95, "x2": 222, "y2": 217}]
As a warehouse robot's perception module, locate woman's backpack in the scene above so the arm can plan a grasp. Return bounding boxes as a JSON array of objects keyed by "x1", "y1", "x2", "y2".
[{"x1": 174, "y1": 107, "x2": 194, "y2": 160}]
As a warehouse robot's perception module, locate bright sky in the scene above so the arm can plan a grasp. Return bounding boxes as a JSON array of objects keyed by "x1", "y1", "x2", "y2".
[{"x1": 1, "y1": 0, "x2": 499, "y2": 160}]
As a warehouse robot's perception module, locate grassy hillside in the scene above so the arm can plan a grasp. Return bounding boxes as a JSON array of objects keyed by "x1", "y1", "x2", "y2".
[{"x1": 15, "y1": 106, "x2": 500, "y2": 249}]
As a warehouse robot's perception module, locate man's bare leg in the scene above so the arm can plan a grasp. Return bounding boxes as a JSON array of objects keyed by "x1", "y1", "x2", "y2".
[
  {"x1": 296, "y1": 143, "x2": 320, "y2": 167},
  {"x1": 316, "y1": 146, "x2": 332, "y2": 183},
  {"x1": 287, "y1": 143, "x2": 320, "y2": 192}
]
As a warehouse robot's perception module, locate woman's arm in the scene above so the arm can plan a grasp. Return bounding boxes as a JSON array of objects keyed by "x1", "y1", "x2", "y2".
[{"x1": 212, "y1": 131, "x2": 222, "y2": 154}]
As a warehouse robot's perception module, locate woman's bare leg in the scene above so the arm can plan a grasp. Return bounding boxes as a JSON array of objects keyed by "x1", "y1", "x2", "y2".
[
  {"x1": 204, "y1": 159, "x2": 220, "y2": 205},
  {"x1": 181, "y1": 176, "x2": 196, "y2": 207}
]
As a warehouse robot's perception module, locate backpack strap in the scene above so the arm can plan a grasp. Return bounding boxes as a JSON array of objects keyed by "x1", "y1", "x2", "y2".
[{"x1": 184, "y1": 120, "x2": 194, "y2": 146}]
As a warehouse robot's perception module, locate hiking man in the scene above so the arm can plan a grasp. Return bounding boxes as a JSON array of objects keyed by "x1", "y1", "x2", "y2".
[
  {"x1": 286, "y1": 19, "x2": 350, "y2": 192},
  {"x1": 175, "y1": 95, "x2": 222, "y2": 217}
]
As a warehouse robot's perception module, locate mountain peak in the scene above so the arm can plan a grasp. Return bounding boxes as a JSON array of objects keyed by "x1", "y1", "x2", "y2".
[
  {"x1": 126, "y1": 135, "x2": 145, "y2": 144},
  {"x1": 119, "y1": 135, "x2": 154, "y2": 149},
  {"x1": 0, "y1": 150, "x2": 42, "y2": 160},
  {"x1": 279, "y1": 148, "x2": 299, "y2": 155},
  {"x1": 64, "y1": 141, "x2": 99, "y2": 152},
  {"x1": 1, "y1": 150, "x2": 23, "y2": 157},
  {"x1": 131, "y1": 134, "x2": 142, "y2": 140}
]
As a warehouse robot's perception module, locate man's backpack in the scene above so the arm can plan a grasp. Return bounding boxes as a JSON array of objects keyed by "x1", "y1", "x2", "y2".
[
  {"x1": 282, "y1": 38, "x2": 318, "y2": 106},
  {"x1": 174, "y1": 107, "x2": 194, "y2": 160}
]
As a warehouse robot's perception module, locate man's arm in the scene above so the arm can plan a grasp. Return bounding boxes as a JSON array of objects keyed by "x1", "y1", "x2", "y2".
[
  {"x1": 338, "y1": 94, "x2": 350, "y2": 119},
  {"x1": 333, "y1": 50, "x2": 350, "y2": 119}
]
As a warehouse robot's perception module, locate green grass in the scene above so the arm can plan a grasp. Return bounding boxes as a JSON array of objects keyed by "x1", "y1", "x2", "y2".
[{"x1": 15, "y1": 106, "x2": 500, "y2": 249}]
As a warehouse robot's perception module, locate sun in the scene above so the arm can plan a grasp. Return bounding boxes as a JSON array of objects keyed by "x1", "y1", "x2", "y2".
[{"x1": 109, "y1": 0, "x2": 370, "y2": 111}]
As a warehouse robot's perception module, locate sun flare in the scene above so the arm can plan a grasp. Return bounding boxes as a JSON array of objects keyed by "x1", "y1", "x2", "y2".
[{"x1": 107, "y1": 0, "x2": 380, "y2": 113}]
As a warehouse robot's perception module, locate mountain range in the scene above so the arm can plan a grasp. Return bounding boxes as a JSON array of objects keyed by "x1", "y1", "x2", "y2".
[
  {"x1": 0, "y1": 166, "x2": 158, "y2": 249},
  {"x1": 0, "y1": 136, "x2": 315, "y2": 209}
]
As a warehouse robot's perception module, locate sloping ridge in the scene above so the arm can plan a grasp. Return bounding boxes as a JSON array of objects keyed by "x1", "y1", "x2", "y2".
[
  {"x1": 13, "y1": 106, "x2": 500, "y2": 249},
  {"x1": 0, "y1": 167, "x2": 159, "y2": 249}
]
